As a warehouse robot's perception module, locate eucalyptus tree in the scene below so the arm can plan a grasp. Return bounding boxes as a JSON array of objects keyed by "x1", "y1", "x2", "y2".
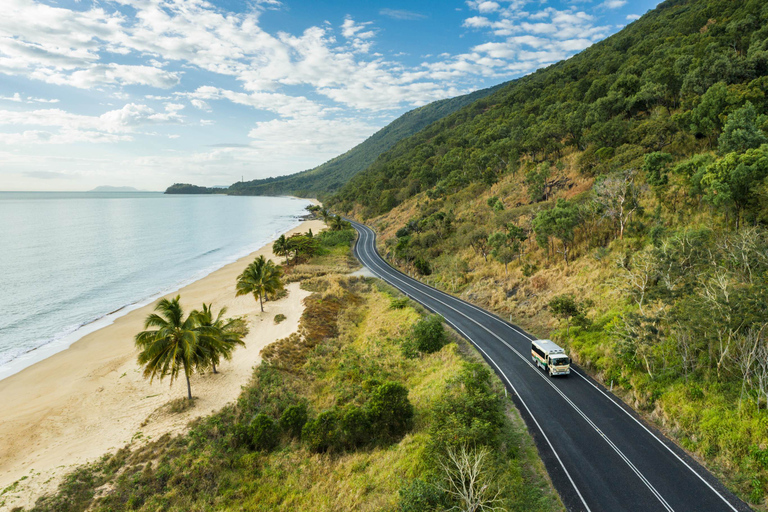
[
  {"x1": 135, "y1": 296, "x2": 200, "y2": 400},
  {"x1": 236, "y1": 255, "x2": 283, "y2": 312},
  {"x1": 192, "y1": 303, "x2": 248, "y2": 374}
]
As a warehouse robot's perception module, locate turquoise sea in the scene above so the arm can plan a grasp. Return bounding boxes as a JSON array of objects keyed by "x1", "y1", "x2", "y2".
[{"x1": 0, "y1": 192, "x2": 311, "y2": 380}]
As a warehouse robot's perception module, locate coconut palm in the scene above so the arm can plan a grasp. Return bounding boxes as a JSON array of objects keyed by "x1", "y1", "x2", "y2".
[
  {"x1": 319, "y1": 207, "x2": 332, "y2": 224},
  {"x1": 135, "y1": 296, "x2": 200, "y2": 400},
  {"x1": 273, "y1": 234, "x2": 289, "y2": 262},
  {"x1": 329, "y1": 215, "x2": 350, "y2": 231},
  {"x1": 192, "y1": 303, "x2": 248, "y2": 374},
  {"x1": 236, "y1": 255, "x2": 283, "y2": 312}
]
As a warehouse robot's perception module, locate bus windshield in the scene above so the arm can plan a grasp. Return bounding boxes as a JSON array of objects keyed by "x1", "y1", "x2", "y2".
[{"x1": 551, "y1": 357, "x2": 570, "y2": 366}]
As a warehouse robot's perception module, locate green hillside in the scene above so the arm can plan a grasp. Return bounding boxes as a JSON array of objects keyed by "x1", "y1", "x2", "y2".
[
  {"x1": 331, "y1": 0, "x2": 768, "y2": 506},
  {"x1": 226, "y1": 84, "x2": 502, "y2": 198}
]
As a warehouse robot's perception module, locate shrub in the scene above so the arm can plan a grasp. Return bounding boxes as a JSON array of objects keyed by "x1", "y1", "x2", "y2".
[
  {"x1": 412, "y1": 315, "x2": 447, "y2": 354},
  {"x1": 250, "y1": 414, "x2": 279, "y2": 452},
  {"x1": 398, "y1": 478, "x2": 446, "y2": 512},
  {"x1": 318, "y1": 228, "x2": 356, "y2": 248},
  {"x1": 390, "y1": 297, "x2": 409, "y2": 309},
  {"x1": 279, "y1": 403, "x2": 308, "y2": 438},
  {"x1": 429, "y1": 363, "x2": 504, "y2": 452},
  {"x1": 302, "y1": 410, "x2": 340, "y2": 453},
  {"x1": 339, "y1": 405, "x2": 373, "y2": 449},
  {"x1": 274, "y1": 313, "x2": 287, "y2": 324},
  {"x1": 413, "y1": 256, "x2": 432, "y2": 276},
  {"x1": 366, "y1": 382, "x2": 414, "y2": 441}
]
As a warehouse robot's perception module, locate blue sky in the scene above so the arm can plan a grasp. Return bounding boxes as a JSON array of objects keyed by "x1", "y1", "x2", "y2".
[{"x1": 0, "y1": 0, "x2": 659, "y2": 191}]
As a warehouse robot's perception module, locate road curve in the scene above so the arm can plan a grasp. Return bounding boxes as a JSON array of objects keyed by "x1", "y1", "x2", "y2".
[{"x1": 349, "y1": 219, "x2": 750, "y2": 512}]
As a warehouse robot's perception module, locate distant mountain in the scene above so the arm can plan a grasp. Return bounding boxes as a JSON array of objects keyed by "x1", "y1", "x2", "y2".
[
  {"x1": 89, "y1": 186, "x2": 143, "y2": 192},
  {"x1": 226, "y1": 83, "x2": 504, "y2": 199}
]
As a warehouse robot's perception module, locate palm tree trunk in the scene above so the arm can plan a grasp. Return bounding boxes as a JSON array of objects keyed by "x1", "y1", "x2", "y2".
[
  {"x1": 259, "y1": 291, "x2": 264, "y2": 312},
  {"x1": 183, "y1": 362, "x2": 192, "y2": 400},
  {"x1": 212, "y1": 362, "x2": 218, "y2": 374}
]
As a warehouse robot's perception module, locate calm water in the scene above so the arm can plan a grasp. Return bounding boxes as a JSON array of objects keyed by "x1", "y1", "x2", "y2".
[{"x1": 0, "y1": 192, "x2": 311, "y2": 379}]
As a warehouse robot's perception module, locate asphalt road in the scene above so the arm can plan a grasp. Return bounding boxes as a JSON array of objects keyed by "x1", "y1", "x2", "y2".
[{"x1": 349, "y1": 219, "x2": 750, "y2": 512}]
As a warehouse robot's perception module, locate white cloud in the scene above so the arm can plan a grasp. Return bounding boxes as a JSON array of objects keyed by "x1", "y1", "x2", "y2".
[
  {"x1": 600, "y1": 0, "x2": 627, "y2": 9},
  {"x1": 190, "y1": 99, "x2": 211, "y2": 111},
  {"x1": 626, "y1": 14, "x2": 641, "y2": 21},
  {"x1": 341, "y1": 17, "x2": 375, "y2": 40},
  {"x1": 467, "y1": 1, "x2": 502, "y2": 13},
  {"x1": 183, "y1": 86, "x2": 325, "y2": 118},
  {"x1": 0, "y1": 103, "x2": 183, "y2": 145},
  {"x1": 247, "y1": 115, "x2": 381, "y2": 165},
  {"x1": 379, "y1": 9, "x2": 426, "y2": 21},
  {"x1": 0, "y1": 0, "x2": 631, "y2": 189}
]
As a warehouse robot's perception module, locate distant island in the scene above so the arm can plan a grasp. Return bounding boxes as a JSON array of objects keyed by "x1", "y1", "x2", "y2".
[
  {"x1": 165, "y1": 183, "x2": 221, "y2": 194},
  {"x1": 89, "y1": 186, "x2": 144, "y2": 192}
]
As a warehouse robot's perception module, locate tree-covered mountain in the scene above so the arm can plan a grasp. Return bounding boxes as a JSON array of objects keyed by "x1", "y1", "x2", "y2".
[
  {"x1": 332, "y1": 0, "x2": 768, "y2": 216},
  {"x1": 331, "y1": 0, "x2": 768, "y2": 505},
  {"x1": 226, "y1": 84, "x2": 502, "y2": 198},
  {"x1": 165, "y1": 183, "x2": 220, "y2": 194}
]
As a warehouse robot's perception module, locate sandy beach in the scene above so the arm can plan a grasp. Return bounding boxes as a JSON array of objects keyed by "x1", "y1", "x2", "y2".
[{"x1": 0, "y1": 218, "x2": 325, "y2": 511}]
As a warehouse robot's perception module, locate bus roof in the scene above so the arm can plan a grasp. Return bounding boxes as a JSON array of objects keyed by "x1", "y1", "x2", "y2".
[{"x1": 532, "y1": 339, "x2": 565, "y2": 354}]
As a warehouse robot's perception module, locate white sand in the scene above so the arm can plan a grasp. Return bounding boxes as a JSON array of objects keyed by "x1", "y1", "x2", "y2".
[{"x1": 0, "y1": 218, "x2": 325, "y2": 511}]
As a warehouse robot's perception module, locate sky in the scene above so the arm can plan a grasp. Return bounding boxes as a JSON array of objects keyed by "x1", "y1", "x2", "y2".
[{"x1": 0, "y1": 0, "x2": 660, "y2": 191}]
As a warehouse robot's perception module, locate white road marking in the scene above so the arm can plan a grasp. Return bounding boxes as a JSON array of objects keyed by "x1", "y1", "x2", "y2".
[
  {"x1": 355, "y1": 222, "x2": 738, "y2": 512},
  {"x1": 352, "y1": 223, "x2": 681, "y2": 512}
]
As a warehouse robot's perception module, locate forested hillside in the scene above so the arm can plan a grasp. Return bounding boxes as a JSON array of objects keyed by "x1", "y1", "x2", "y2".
[
  {"x1": 226, "y1": 84, "x2": 501, "y2": 198},
  {"x1": 331, "y1": 0, "x2": 768, "y2": 506}
]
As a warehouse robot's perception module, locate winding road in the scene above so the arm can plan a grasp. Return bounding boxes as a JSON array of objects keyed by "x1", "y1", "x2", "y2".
[{"x1": 349, "y1": 219, "x2": 750, "y2": 512}]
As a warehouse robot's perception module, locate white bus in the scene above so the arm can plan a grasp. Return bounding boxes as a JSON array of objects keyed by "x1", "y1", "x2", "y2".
[{"x1": 531, "y1": 339, "x2": 571, "y2": 377}]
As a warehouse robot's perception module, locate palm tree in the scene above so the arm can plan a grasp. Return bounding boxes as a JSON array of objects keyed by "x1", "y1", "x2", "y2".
[
  {"x1": 329, "y1": 215, "x2": 350, "y2": 231},
  {"x1": 192, "y1": 303, "x2": 248, "y2": 374},
  {"x1": 319, "y1": 207, "x2": 332, "y2": 224},
  {"x1": 135, "y1": 296, "x2": 199, "y2": 400},
  {"x1": 236, "y1": 255, "x2": 283, "y2": 312},
  {"x1": 273, "y1": 234, "x2": 289, "y2": 262}
]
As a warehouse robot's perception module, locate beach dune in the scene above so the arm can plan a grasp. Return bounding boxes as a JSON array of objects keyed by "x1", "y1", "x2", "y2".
[{"x1": 0, "y1": 219, "x2": 325, "y2": 511}]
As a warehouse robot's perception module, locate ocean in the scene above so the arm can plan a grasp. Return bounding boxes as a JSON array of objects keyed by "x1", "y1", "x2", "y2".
[{"x1": 0, "y1": 192, "x2": 312, "y2": 380}]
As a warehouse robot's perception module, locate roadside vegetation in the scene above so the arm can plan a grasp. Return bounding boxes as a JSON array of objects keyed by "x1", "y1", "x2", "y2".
[
  {"x1": 330, "y1": 0, "x2": 768, "y2": 506},
  {"x1": 27, "y1": 222, "x2": 561, "y2": 512}
]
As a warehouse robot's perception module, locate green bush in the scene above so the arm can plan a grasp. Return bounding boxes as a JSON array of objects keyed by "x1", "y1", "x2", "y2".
[
  {"x1": 398, "y1": 478, "x2": 446, "y2": 512},
  {"x1": 339, "y1": 405, "x2": 373, "y2": 449},
  {"x1": 274, "y1": 313, "x2": 287, "y2": 324},
  {"x1": 413, "y1": 256, "x2": 432, "y2": 276},
  {"x1": 250, "y1": 414, "x2": 279, "y2": 452},
  {"x1": 390, "y1": 297, "x2": 409, "y2": 309},
  {"x1": 429, "y1": 363, "x2": 504, "y2": 451},
  {"x1": 318, "y1": 228, "x2": 356, "y2": 248},
  {"x1": 279, "y1": 403, "x2": 308, "y2": 438},
  {"x1": 411, "y1": 315, "x2": 447, "y2": 354},
  {"x1": 302, "y1": 410, "x2": 340, "y2": 453},
  {"x1": 366, "y1": 382, "x2": 414, "y2": 441}
]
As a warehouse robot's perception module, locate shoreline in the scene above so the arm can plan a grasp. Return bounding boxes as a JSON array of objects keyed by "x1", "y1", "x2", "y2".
[
  {"x1": 0, "y1": 217, "x2": 324, "y2": 511},
  {"x1": 0, "y1": 202, "x2": 313, "y2": 382}
]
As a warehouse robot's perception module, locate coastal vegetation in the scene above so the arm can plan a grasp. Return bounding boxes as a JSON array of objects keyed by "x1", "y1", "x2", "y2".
[
  {"x1": 193, "y1": 304, "x2": 248, "y2": 375},
  {"x1": 135, "y1": 297, "x2": 249, "y2": 400},
  {"x1": 236, "y1": 255, "x2": 284, "y2": 312},
  {"x1": 29, "y1": 225, "x2": 561, "y2": 512},
  {"x1": 327, "y1": 0, "x2": 768, "y2": 504}
]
